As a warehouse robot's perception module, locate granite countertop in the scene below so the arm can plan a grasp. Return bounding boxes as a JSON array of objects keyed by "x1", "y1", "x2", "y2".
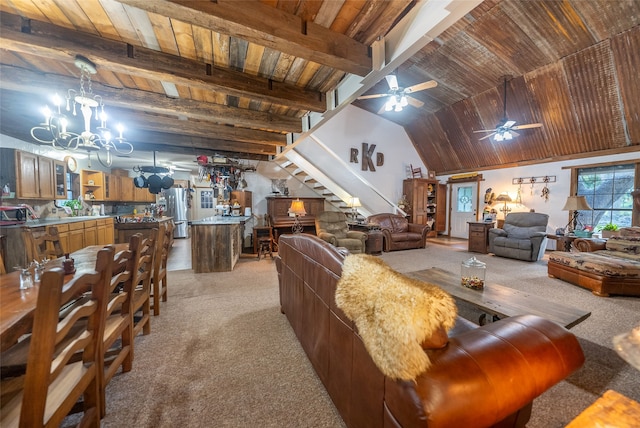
[
  {"x1": 0, "y1": 215, "x2": 114, "y2": 229},
  {"x1": 191, "y1": 216, "x2": 251, "y2": 225},
  {"x1": 114, "y1": 216, "x2": 174, "y2": 228}
]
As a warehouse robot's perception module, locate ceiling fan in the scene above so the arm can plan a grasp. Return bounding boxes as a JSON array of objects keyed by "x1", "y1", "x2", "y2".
[
  {"x1": 357, "y1": 72, "x2": 437, "y2": 113},
  {"x1": 473, "y1": 77, "x2": 543, "y2": 141}
]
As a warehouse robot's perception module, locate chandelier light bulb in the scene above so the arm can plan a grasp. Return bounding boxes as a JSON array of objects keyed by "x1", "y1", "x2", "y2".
[
  {"x1": 60, "y1": 117, "x2": 68, "y2": 134},
  {"x1": 42, "y1": 106, "x2": 51, "y2": 122},
  {"x1": 117, "y1": 124, "x2": 124, "y2": 138},
  {"x1": 53, "y1": 93, "x2": 62, "y2": 108}
]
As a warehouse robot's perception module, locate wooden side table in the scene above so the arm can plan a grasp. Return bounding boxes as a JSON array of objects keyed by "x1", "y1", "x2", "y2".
[
  {"x1": 468, "y1": 221, "x2": 494, "y2": 253},
  {"x1": 364, "y1": 230, "x2": 383, "y2": 255},
  {"x1": 546, "y1": 234, "x2": 577, "y2": 252},
  {"x1": 566, "y1": 390, "x2": 640, "y2": 427}
]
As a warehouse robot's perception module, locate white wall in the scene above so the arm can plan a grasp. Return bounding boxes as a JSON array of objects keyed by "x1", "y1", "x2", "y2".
[{"x1": 310, "y1": 105, "x2": 427, "y2": 212}]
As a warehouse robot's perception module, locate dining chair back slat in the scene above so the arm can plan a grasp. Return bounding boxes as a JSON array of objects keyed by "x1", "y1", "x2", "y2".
[
  {"x1": 152, "y1": 222, "x2": 172, "y2": 315},
  {"x1": 131, "y1": 231, "x2": 156, "y2": 337}
]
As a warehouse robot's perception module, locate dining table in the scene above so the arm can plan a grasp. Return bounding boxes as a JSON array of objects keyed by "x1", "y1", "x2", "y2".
[{"x1": 0, "y1": 243, "x2": 129, "y2": 352}]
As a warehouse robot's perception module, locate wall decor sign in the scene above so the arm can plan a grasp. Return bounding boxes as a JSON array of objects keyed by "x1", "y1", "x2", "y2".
[{"x1": 350, "y1": 143, "x2": 384, "y2": 171}]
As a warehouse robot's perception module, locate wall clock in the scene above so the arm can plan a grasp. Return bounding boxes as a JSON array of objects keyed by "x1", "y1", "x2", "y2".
[{"x1": 64, "y1": 156, "x2": 78, "y2": 172}]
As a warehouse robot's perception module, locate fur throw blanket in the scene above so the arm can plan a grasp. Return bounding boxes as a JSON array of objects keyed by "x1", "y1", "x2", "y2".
[{"x1": 336, "y1": 254, "x2": 457, "y2": 381}]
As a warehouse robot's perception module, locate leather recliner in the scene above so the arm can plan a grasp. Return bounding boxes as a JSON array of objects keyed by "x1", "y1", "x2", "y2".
[
  {"x1": 315, "y1": 211, "x2": 367, "y2": 254},
  {"x1": 367, "y1": 213, "x2": 428, "y2": 251},
  {"x1": 488, "y1": 212, "x2": 549, "y2": 261}
]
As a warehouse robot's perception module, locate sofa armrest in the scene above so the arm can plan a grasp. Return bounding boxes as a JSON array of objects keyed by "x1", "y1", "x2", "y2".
[
  {"x1": 385, "y1": 314, "x2": 584, "y2": 428},
  {"x1": 407, "y1": 223, "x2": 429, "y2": 235},
  {"x1": 488, "y1": 228, "x2": 507, "y2": 238},
  {"x1": 346, "y1": 230, "x2": 367, "y2": 241},
  {"x1": 317, "y1": 232, "x2": 338, "y2": 246},
  {"x1": 574, "y1": 238, "x2": 607, "y2": 252}
]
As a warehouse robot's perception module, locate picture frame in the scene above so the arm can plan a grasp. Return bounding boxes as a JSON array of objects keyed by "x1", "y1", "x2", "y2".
[
  {"x1": 483, "y1": 212, "x2": 497, "y2": 223},
  {"x1": 427, "y1": 170, "x2": 436, "y2": 179}
]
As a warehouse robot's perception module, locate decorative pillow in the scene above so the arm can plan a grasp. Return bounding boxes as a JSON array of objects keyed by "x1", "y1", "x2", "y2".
[{"x1": 335, "y1": 254, "x2": 457, "y2": 381}]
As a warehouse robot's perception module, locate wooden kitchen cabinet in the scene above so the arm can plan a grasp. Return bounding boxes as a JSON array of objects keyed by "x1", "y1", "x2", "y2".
[
  {"x1": 67, "y1": 222, "x2": 85, "y2": 253},
  {"x1": 118, "y1": 176, "x2": 134, "y2": 202},
  {"x1": 96, "y1": 218, "x2": 114, "y2": 245},
  {"x1": 83, "y1": 220, "x2": 98, "y2": 246},
  {"x1": 81, "y1": 170, "x2": 105, "y2": 201},
  {"x1": 402, "y1": 178, "x2": 446, "y2": 237},
  {"x1": 12, "y1": 150, "x2": 55, "y2": 199},
  {"x1": 54, "y1": 160, "x2": 67, "y2": 199}
]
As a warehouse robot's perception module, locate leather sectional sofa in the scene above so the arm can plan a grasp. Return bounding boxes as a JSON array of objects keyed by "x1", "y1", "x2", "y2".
[
  {"x1": 275, "y1": 233, "x2": 585, "y2": 428},
  {"x1": 366, "y1": 213, "x2": 428, "y2": 251}
]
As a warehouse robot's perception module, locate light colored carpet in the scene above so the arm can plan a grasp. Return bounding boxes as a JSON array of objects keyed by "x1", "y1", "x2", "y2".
[{"x1": 96, "y1": 244, "x2": 639, "y2": 428}]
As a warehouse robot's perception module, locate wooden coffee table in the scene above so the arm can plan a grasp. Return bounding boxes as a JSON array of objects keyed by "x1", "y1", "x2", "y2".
[{"x1": 406, "y1": 267, "x2": 591, "y2": 329}]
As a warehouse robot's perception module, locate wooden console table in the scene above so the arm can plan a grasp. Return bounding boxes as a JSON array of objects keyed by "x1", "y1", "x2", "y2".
[{"x1": 406, "y1": 267, "x2": 591, "y2": 328}]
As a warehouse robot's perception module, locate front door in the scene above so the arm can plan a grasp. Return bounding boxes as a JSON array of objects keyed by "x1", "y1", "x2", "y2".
[{"x1": 450, "y1": 183, "x2": 478, "y2": 238}]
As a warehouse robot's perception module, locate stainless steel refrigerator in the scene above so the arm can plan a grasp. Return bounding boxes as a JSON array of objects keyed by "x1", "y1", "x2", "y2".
[{"x1": 162, "y1": 188, "x2": 189, "y2": 238}]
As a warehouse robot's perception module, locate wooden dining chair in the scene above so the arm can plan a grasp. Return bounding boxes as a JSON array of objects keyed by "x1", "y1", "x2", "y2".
[
  {"x1": 0, "y1": 248, "x2": 113, "y2": 428},
  {"x1": 151, "y1": 222, "x2": 172, "y2": 316},
  {"x1": 131, "y1": 231, "x2": 156, "y2": 337},
  {"x1": 21, "y1": 226, "x2": 65, "y2": 264}
]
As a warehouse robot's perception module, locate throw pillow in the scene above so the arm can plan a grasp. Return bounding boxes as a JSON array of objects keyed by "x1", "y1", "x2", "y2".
[
  {"x1": 336, "y1": 254, "x2": 457, "y2": 381},
  {"x1": 503, "y1": 223, "x2": 544, "y2": 239}
]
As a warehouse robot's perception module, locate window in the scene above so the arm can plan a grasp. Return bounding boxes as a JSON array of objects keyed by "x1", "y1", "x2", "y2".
[
  {"x1": 456, "y1": 186, "x2": 473, "y2": 213},
  {"x1": 577, "y1": 164, "x2": 634, "y2": 229}
]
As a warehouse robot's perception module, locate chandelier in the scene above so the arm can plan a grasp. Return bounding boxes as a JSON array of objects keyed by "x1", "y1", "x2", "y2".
[{"x1": 30, "y1": 55, "x2": 133, "y2": 167}]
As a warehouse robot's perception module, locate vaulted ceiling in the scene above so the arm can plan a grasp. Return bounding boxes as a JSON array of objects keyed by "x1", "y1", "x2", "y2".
[{"x1": 0, "y1": 0, "x2": 638, "y2": 175}]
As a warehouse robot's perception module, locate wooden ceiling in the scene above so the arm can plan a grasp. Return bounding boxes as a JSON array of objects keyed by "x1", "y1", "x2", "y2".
[{"x1": 0, "y1": 0, "x2": 638, "y2": 173}]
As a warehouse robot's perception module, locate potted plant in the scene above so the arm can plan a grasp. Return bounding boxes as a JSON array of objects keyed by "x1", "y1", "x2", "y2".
[{"x1": 599, "y1": 223, "x2": 619, "y2": 238}]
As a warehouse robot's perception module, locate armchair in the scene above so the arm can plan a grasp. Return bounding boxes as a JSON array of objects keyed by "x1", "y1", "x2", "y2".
[
  {"x1": 366, "y1": 213, "x2": 429, "y2": 251},
  {"x1": 489, "y1": 212, "x2": 549, "y2": 261},
  {"x1": 315, "y1": 211, "x2": 367, "y2": 254}
]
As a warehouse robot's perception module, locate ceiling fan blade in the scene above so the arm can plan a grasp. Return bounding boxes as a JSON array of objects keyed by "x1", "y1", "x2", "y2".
[
  {"x1": 510, "y1": 130, "x2": 520, "y2": 137},
  {"x1": 512, "y1": 123, "x2": 543, "y2": 130},
  {"x1": 405, "y1": 80, "x2": 437, "y2": 93},
  {"x1": 377, "y1": 103, "x2": 388, "y2": 115},
  {"x1": 357, "y1": 93, "x2": 389, "y2": 100},
  {"x1": 473, "y1": 129, "x2": 497, "y2": 133},
  {"x1": 385, "y1": 74, "x2": 399, "y2": 90},
  {"x1": 406, "y1": 96, "x2": 424, "y2": 108},
  {"x1": 503, "y1": 120, "x2": 516, "y2": 128},
  {"x1": 478, "y1": 132, "x2": 496, "y2": 141}
]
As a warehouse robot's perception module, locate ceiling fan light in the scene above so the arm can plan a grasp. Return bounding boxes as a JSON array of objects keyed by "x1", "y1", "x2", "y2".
[
  {"x1": 503, "y1": 131, "x2": 513, "y2": 140},
  {"x1": 394, "y1": 103, "x2": 403, "y2": 112},
  {"x1": 400, "y1": 95, "x2": 408, "y2": 107},
  {"x1": 494, "y1": 133, "x2": 504, "y2": 142},
  {"x1": 385, "y1": 100, "x2": 394, "y2": 111}
]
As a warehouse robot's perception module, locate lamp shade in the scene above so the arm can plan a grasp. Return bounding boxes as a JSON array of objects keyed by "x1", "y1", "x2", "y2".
[
  {"x1": 495, "y1": 193, "x2": 512, "y2": 203},
  {"x1": 288, "y1": 199, "x2": 306, "y2": 216},
  {"x1": 348, "y1": 197, "x2": 361, "y2": 208},
  {"x1": 562, "y1": 196, "x2": 592, "y2": 211}
]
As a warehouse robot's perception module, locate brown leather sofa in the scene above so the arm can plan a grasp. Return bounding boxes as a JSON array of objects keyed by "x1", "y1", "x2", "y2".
[
  {"x1": 367, "y1": 213, "x2": 428, "y2": 251},
  {"x1": 275, "y1": 233, "x2": 585, "y2": 428}
]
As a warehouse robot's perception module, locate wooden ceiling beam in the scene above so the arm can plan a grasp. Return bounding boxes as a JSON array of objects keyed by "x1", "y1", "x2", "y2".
[
  {"x1": 116, "y1": 0, "x2": 372, "y2": 76},
  {"x1": 118, "y1": 110, "x2": 287, "y2": 146},
  {"x1": 0, "y1": 65, "x2": 303, "y2": 133},
  {"x1": 0, "y1": 12, "x2": 325, "y2": 112},
  {"x1": 128, "y1": 131, "x2": 279, "y2": 156}
]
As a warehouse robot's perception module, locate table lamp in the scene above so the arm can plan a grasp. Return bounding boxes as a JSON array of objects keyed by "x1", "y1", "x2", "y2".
[
  {"x1": 288, "y1": 199, "x2": 306, "y2": 233},
  {"x1": 562, "y1": 195, "x2": 592, "y2": 233},
  {"x1": 348, "y1": 197, "x2": 361, "y2": 221},
  {"x1": 495, "y1": 192, "x2": 512, "y2": 218}
]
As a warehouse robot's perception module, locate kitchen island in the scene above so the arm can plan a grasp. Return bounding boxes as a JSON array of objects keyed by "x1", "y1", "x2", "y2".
[
  {"x1": 114, "y1": 216, "x2": 174, "y2": 244},
  {"x1": 190, "y1": 216, "x2": 251, "y2": 272}
]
